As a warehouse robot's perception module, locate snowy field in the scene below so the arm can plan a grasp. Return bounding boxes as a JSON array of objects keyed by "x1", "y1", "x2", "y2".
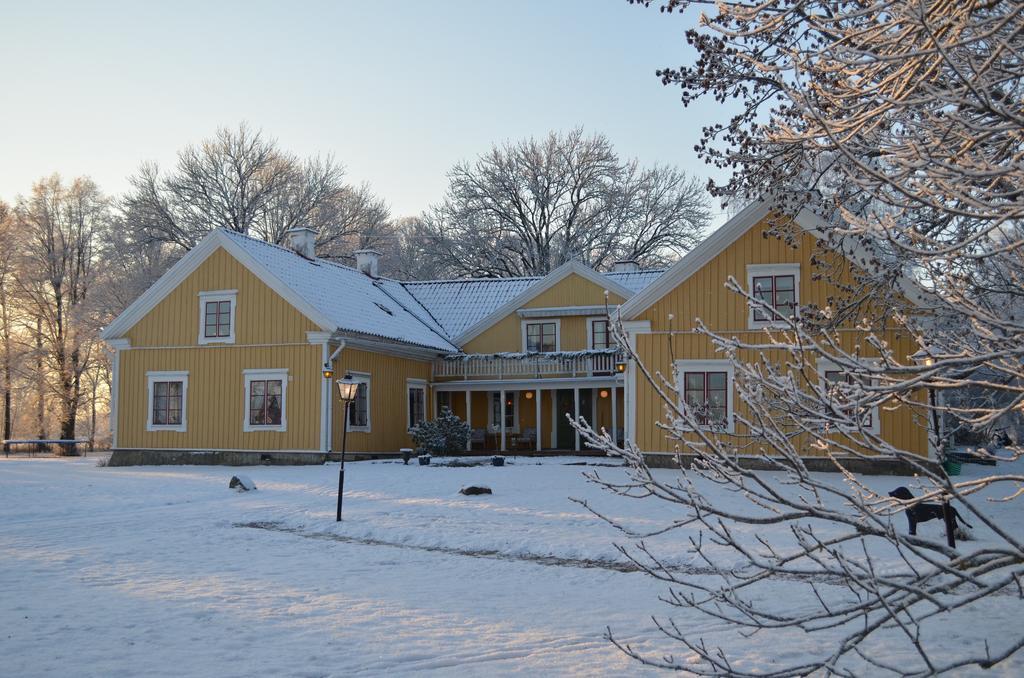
[{"x1": 1, "y1": 454, "x2": 1021, "y2": 677}]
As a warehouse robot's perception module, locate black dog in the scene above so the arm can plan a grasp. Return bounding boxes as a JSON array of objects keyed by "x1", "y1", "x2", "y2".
[{"x1": 889, "y1": 486, "x2": 973, "y2": 536}]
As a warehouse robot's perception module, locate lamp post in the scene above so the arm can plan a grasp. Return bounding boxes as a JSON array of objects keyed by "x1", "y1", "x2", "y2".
[{"x1": 334, "y1": 374, "x2": 360, "y2": 521}]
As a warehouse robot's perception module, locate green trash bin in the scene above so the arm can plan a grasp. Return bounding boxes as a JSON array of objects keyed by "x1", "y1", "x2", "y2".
[{"x1": 943, "y1": 459, "x2": 962, "y2": 476}]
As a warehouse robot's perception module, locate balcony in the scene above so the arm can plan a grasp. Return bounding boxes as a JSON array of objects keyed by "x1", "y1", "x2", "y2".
[{"x1": 433, "y1": 349, "x2": 623, "y2": 380}]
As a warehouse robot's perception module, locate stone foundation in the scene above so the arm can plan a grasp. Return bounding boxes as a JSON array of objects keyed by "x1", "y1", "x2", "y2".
[{"x1": 642, "y1": 452, "x2": 940, "y2": 476}]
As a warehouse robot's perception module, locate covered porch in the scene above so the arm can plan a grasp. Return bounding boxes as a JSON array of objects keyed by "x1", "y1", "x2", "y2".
[{"x1": 433, "y1": 377, "x2": 625, "y2": 453}]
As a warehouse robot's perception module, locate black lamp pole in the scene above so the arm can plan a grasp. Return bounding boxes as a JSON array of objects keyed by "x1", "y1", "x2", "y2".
[{"x1": 337, "y1": 399, "x2": 349, "y2": 522}]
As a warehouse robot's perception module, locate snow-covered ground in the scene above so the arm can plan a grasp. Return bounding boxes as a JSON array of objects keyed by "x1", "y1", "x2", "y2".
[{"x1": 1, "y1": 455, "x2": 1021, "y2": 676}]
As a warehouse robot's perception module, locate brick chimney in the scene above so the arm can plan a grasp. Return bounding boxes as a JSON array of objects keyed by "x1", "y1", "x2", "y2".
[
  {"x1": 355, "y1": 249, "x2": 382, "y2": 277},
  {"x1": 284, "y1": 227, "x2": 317, "y2": 259}
]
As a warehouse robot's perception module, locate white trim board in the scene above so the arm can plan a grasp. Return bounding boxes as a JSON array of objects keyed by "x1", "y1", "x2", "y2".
[
  {"x1": 146, "y1": 371, "x2": 189, "y2": 433},
  {"x1": 454, "y1": 260, "x2": 636, "y2": 346},
  {"x1": 520, "y1": 318, "x2": 561, "y2": 352},
  {"x1": 197, "y1": 289, "x2": 237, "y2": 345},
  {"x1": 243, "y1": 368, "x2": 289, "y2": 433}
]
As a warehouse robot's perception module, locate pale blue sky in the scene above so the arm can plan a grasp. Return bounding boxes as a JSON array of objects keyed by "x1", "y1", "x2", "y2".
[{"x1": 1, "y1": 0, "x2": 728, "y2": 217}]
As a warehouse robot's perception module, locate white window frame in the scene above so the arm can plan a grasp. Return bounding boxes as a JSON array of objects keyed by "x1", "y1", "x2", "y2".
[
  {"x1": 243, "y1": 368, "x2": 288, "y2": 432},
  {"x1": 146, "y1": 371, "x2": 189, "y2": 432},
  {"x1": 198, "y1": 290, "x2": 237, "y2": 345},
  {"x1": 817, "y1": 359, "x2": 881, "y2": 435},
  {"x1": 406, "y1": 379, "x2": 428, "y2": 432},
  {"x1": 521, "y1": 319, "x2": 560, "y2": 353},
  {"x1": 586, "y1": 317, "x2": 614, "y2": 350},
  {"x1": 746, "y1": 264, "x2": 799, "y2": 329},
  {"x1": 346, "y1": 372, "x2": 371, "y2": 433},
  {"x1": 488, "y1": 391, "x2": 520, "y2": 434},
  {"x1": 674, "y1": 360, "x2": 735, "y2": 434}
]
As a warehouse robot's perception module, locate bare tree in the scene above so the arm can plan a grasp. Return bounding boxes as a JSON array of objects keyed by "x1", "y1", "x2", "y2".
[
  {"x1": 0, "y1": 202, "x2": 16, "y2": 448},
  {"x1": 124, "y1": 123, "x2": 393, "y2": 256},
  {"x1": 15, "y1": 175, "x2": 108, "y2": 449},
  {"x1": 570, "y1": 0, "x2": 1024, "y2": 674},
  {"x1": 414, "y1": 128, "x2": 711, "y2": 277}
]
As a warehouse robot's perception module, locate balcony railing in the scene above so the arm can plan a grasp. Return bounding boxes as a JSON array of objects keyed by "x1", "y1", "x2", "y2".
[{"x1": 433, "y1": 349, "x2": 623, "y2": 380}]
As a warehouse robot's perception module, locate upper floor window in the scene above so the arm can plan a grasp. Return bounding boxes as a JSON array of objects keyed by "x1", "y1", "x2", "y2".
[
  {"x1": 243, "y1": 368, "x2": 287, "y2": 432},
  {"x1": 747, "y1": 265, "x2": 799, "y2": 327},
  {"x1": 347, "y1": 373, "x2": 371, "y2": 432},
  {"x1": 523, "y1": 321, "x2": 559, "y2": 352},
  {"x1": 675, "y1": 360, "x2": 735, "y2": 433},
  {"x1": 588, "y1": 318, "x2": 612, "y2": 349},
  {"x1": 146, "y1": 371, "x2": 188, "y2": 432},
  {"x1": 198, "y1": 290, "x2": 237, "y2": 344},
  {"x1": 407, "y1": 380, "x2": 427, "y2": 431}
]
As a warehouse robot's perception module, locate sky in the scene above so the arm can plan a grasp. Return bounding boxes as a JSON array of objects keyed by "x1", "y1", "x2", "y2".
[{"x1": 0, "y1": 0, "x2": 730, "y2": 219}]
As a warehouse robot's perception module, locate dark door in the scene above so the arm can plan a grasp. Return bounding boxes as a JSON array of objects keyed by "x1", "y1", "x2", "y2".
[
  {"x1": 555, "y1": 389, "x2": 574, "y2": 449},
  {"x1": 555, "y1": 389, "x2": 594, "y2": 450}
]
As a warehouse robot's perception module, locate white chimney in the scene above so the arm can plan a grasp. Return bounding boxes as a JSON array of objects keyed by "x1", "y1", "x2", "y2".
[
  {"x1": 354, "y1": 249, "x2": 382, "y2": 277},
  {"x1": 613, "y1": 259, "x2": 639, "y2": 273},
  {"x1": 284, "y1": 227, "x2": 317, "y2": 259}
]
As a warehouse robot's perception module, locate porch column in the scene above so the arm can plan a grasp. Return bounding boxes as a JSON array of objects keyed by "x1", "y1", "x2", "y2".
[
  {"x1": 535, "y1": 387, "x2": 542, "y2": 451},
  {"x1": 500, "y1": 388, "x2": 507, "y2": 452},
  {"x1": 611, "y1": 385, "x2": 618, "y2": 447},
  {"x1": 573, "y1": 387, "x2": 581, "y2": 452},
  {"x1": 465, "y1": 390, "x2": 472, "y2": 452}
]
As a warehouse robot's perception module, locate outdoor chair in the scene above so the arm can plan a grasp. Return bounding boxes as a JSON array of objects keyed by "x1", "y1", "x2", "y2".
[{"x1": 470, "y1": 428, "x2": 485, "y2": 450}]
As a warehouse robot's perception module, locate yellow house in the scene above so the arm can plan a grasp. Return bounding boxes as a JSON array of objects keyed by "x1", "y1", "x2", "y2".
[
  {"x1": 100, "y1": 200, "x2": 930, "y2": 465},
  {"x1": 100, "y1": 226, "x2": 657, "y2": 463},
  {"x1": 616, "y1": 200, "x2": 930, "y2": 462}
]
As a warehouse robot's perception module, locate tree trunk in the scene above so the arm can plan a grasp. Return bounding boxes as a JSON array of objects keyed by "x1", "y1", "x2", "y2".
[{"x1": 35, "y1": 316, "x2": 45, "y2": 451}]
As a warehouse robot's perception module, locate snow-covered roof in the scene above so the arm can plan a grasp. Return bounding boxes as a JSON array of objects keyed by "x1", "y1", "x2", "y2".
[
  {"x1": 221, "y1": 231, "x2": 458, "y2": 352},
  {"x1": 603, "y1": 269, "x2": 666, "y2": 293},
  {"x1": 102, "y1": 227, "x2": 668, "y2": 354},
  {"x1": 402, "y1": 278, "x2": 539, "y2": 338}
]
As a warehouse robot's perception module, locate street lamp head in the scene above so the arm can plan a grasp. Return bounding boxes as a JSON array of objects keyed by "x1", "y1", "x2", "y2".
[
  {"x1": 322, "y1": 363, "x2": 334, "y2": 380},
  {"x1": 615, "y1": 360, "x2": 627, "y2": 373},
  {"x1": 335, "y1": 374, "x2": 359, "y2": 402}
]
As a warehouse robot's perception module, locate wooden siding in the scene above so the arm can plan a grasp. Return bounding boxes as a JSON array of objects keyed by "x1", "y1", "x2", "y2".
[
  {"x1": 631, "y1": 216, "x2": 928, "y2": 457},
  {"x1": 117, "y1": 245, "x2": 324, "y2": 451},
  {"x1": 119, "y1": 343, "x2": 321, "y2": 450},
  {"x1": 330, "y1": 348, "x2": 433, "y2": 453},
  {"x1": 463, "y1": 274, "x2": 625, "y2": 354},
  {"x1": 126, "y1": 247, "x2": 318, "y2": 347}
]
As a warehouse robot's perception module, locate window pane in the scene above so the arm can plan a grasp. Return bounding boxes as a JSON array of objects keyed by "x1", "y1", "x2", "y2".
[
  {"x1": 251, "y1": 380, "x2": 265, "y2": 396},
  {"x1": 707, "y1": 372, "x2": 727, "y2": 390},
  {"x1": 267, "y1": 380, "x2": 282, "y2": 396},
  {"x1": 685, "y1": 373, "x2": 704, "y2": 391},
  {"x1": 266, "y1": 394, "x2": 282, "y2": 425},
  {"x1": 167, "y1": 408, "x2": 182, "y2": 425},
  {"x1": 775, "y1": 275, "x2": 795, "y2": 291},
  {"x1": 154, "y1": 382, "x2": 167, "y2": 397},
  {"x1": 250, "y1": 395, "x2": 265, "y2": 425}
]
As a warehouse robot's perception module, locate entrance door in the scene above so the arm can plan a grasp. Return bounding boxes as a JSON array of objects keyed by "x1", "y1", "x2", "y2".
[
  {"x1": 554, "y1": 389, "x2": 595, "y2": 450},
  {"x1": 555, "y1": 389, "x2": 574, "y2": 449}
]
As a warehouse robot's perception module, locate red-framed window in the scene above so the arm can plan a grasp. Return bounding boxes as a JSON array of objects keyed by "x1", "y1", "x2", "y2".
[
  {"x1": 824, "y1": 370, "x2": 873, "y2": 427},
  {"x1": 591, "y1": 320, "x2": 611, "y2": 349},
  {"x1": 248, "y1": 379, "x2": 283, "y2": 426},
  {"x1": 526, "y1": 322, "x2": 557, "y2": 352},
  {"x1": 151, "y1": 381, "x2": 183, "y2": 426},
  {"x1": 683, "y1": 371, "x2": 728, "y2": 426},
  {"x1": 204, "y1": 300, "x2": 232, "y2": 338},
  {"x1": 752, "y1": 274, "x2": 796, "y2": 322}
]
